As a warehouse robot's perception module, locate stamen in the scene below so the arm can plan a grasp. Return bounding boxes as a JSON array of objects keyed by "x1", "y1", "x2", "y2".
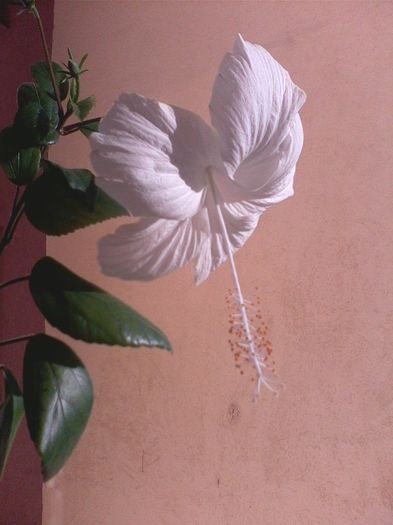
[{"x1": 207, "y1": 168, "x2": 283, "y2": 399}]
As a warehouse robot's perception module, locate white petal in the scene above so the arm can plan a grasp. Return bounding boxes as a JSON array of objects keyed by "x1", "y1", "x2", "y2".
[
  {"x1": 209, "y1": 34, "x2": 306, "y2": 198},
  {"x1": 231, "y1": 113, "x2": 304, "y2": 209},
  {"x1": 97, "y1": 191, "x2": 260, "y2": 285},
  {"x1": 91, "y1": 93, "x2": 222, "y2": 220},
  {"x1": 97, "y1": 217, "x2": 203, "y2": 281}
]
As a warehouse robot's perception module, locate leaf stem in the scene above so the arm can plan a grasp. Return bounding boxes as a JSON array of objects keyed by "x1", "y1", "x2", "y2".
[
  {"x1": 12, "y1": 186, "x2": 20, "y2": 214},
  {"x1": 30, "y1": 4, "x2": 64, "y2": 120},
  {"x1": 0, "y1": 275, "x2": 30, "y2": 291},
  {"x1": 0, "y1": 188, "x2": 26, "y2": 255},
  {"x1": 0, "y1": 334, "x2": 35, "y2": 347},
  {"x1": 61, "y1": 117, "x2": 101, "y2": 136}
]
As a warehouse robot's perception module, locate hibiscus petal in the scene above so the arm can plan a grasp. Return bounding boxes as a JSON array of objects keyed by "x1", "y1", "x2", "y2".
[
  {"x1": 91, "y1": 93, "x2": 222, "y2": 220},
  {"x1": 209, "y1": 34, "x2": 306, "y2": 199},
  {"x1": 97, "y1": 217, "x2": 203, "y2": 281},
  {"x1": 231, "y1": 113, "x2": 304, "y2": 210},
  {"x1": 97, "y1": 193, "x2": 260, "y2": 285}
]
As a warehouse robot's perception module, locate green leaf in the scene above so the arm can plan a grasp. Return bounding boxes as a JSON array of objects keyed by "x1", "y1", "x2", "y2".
[
  {"x1": 31, "y1": 61, "x2": 69, "y2": 101},
  {"x1": 79, "y1": 53, "x2": 88, "y2": 69},
  {"x1": 24, "y1": 160, "x2": 128, "y2": 235},
  {"x1": 0, "y1": 367, "x2": 25, "y2": 479},
  {"x1": 0, "y1": 127, "x2": 40, "y2": 184},
  {"x1": 3, "y1": 147, "x2": 40, "y2": 185},
  {"x1": 23, "y1": 334, "x2": 93, "y2": 481},
  {"x1": 17, "y1": 82, "x2": 38, "y2": 106},
  {"x1": 14, "y1": 83, "x2": 59, "y2": 147},
  {"x1": 29, "y1": 257, "x2": 172, "y2": 350},
  {"x1": 73, "y1": 96, "x2": 95, "y2": 121},
  {"x1": 80, "y1": 119, "x2": 100, "y2": 137}
]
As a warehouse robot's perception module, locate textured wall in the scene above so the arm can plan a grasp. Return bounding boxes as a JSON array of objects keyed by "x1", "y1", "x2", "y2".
[{"x1": 45, "y1": 2, "x2": 393, "y2": 524}]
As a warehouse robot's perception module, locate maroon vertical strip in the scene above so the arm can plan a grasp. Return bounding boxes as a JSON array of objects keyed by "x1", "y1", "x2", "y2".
[{"x1": 0, "y1": 1, "x2": 54, "y2": 523}]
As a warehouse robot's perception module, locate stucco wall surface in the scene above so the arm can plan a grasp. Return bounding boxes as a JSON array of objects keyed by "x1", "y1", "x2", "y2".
[{"x1": 45, "y1": 2, "x2": 393, "y2": 524}]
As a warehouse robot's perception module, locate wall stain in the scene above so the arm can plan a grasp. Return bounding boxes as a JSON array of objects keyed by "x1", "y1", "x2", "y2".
[{"x1": 227, "y1": 402, "x2": 241, "y2": 424}]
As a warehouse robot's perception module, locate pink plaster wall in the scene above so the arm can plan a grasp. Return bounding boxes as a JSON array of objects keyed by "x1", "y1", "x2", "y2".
[{"x1": 45, "y1": 2, "x2": 393, "y2": 524}]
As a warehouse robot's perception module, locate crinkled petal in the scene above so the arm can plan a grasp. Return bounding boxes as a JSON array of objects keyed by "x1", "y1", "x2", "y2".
[
  {"x1": 193, "y1": 189, "x2": 261, "y2": 284},
  {"x1": 230, "y1": 113, "x2": 304, "y2": 210},
  {"x1": 98, "y1": 191, "x2": 260, "y2": 285},
  {"x1": 97, "y1": 217, "x2": 203, "y2": 281},
  {"x1": 209, "y1": 34, "x2": 306, "y2": 199},
  {"x1": 91, "y1": 93, "x2": 222, "y2": 220}
]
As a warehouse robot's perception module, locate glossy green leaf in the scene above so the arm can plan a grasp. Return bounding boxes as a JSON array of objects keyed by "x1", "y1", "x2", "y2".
[
  {"x1": 14, "y1": 83, "x2": 59, "y2": 147},
  {"x1": 0, "y1": 127, "x2": 40, "y2": 185},
  {"x1": 24, "y1": 160, "x2": 128, "y2": 235},
  {"x1": 0, "y1": 367, "x2": 24, "y2": 479},
  {"x1": 23, "y1": 334, "x2": 93, "y2": 481},
  {"x1": 31, "y1": 61, "x2": 69, "y2": 101},
  {"x1": 29, "y1": 257, "x2": 172, "y2": 350},
  {"x1": 80, "y1": 118, "x2": 100, "y2": 137}
]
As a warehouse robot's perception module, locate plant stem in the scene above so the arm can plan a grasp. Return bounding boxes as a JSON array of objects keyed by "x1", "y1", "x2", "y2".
[
  {"x1": 0, "y1": 275, "x2": 30, "y2": 291},
  {"x1": 0, "y1": 188, "x2": 26, "y2": 255},
  {"x1": 58, "y1": 107, "x2": 73, "y2": 130},
  {"x1": 12, "y1": 186, "x2": 20, "y2": 213},
  {"x1": 61, "y1": 117, "x2": 101, "y2": 136},
  {"x1": 30, "y1": 4, "x2": 64, "y2": 120},
  {"x1": 0, "y1": 334, "x2": 35, "y2": 347},
  {"x1": 6, "y1": 202, "x2": 25, "y2": 241}
]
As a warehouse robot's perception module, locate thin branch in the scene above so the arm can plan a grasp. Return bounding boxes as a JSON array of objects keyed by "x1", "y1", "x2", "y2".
[
  {"x1": 0, "y1": 190, "x2": 26, "y2": 255},
  {"x1": 5, "y1": 202, "x2": 25, "y2": 243},
  {"x1": 12, "y1": 186, "x2": 20, "y2": 214},
  {"x1": 30, "y1": 5, "x2": 64, "y2": 120},
  {"x1": 58, "y1": 106, "x2": 73, "y2": 130},
  {"x1": 0, "y1": 334, "x2": 35, "y2": 347},
  {"x1": 61, "y1": 116, "x2": 101, "y2": 136},
  {"x1": 0, "y1": 275, "x2": 30, "y2": 291}
]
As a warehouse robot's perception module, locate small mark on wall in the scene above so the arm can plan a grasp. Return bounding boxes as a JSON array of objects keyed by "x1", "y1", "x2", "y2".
[
  {"x1": 227, "y1": 402, "x2": 241, "y2": 424},
  {"x1": 141, "y1": 448, "x2": 160, "y2": 473}
]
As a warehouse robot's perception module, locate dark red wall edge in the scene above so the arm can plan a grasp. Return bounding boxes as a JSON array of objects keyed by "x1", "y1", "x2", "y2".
[{"x1": 0, "y1": 2, "x2": 54, "y2": 523}]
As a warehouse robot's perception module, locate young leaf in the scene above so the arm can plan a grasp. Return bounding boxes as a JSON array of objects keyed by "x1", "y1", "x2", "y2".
[
  {"x1": 23, "y1": 334, "x2": 93, "y2": 481},
  {"x1": 14, "y1": 83, "x2": 59, "y2": 147},
  {"x1": 69, "y1": 78, "x2": 80, "y2": 104},
  {"x1": 0, "y1": 367, "x2": 25, "y2": 479},
  {"x1": 73, "y1": 96, "x2": 95, "y2": 121},
  {"x1": 31, "y1": 61, "x2": 69, "y2": 101},
  {"x1": 0, "y1": 127, "x2": 40, "y2": 185},
  {"x1": 80, "y1": 118, "x2": 100, "y2": 137},
  {"x1": 24, "y1": 160, "x2": 128, "y2": 235},
  {"x1": 29, "y1": 257, "x2": 172, "y2": 350}
]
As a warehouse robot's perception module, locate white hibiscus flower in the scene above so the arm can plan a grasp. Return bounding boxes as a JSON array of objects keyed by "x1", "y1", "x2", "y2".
[{"x1": 90, "y1": 34, "x2": 306, "y2": 396}]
